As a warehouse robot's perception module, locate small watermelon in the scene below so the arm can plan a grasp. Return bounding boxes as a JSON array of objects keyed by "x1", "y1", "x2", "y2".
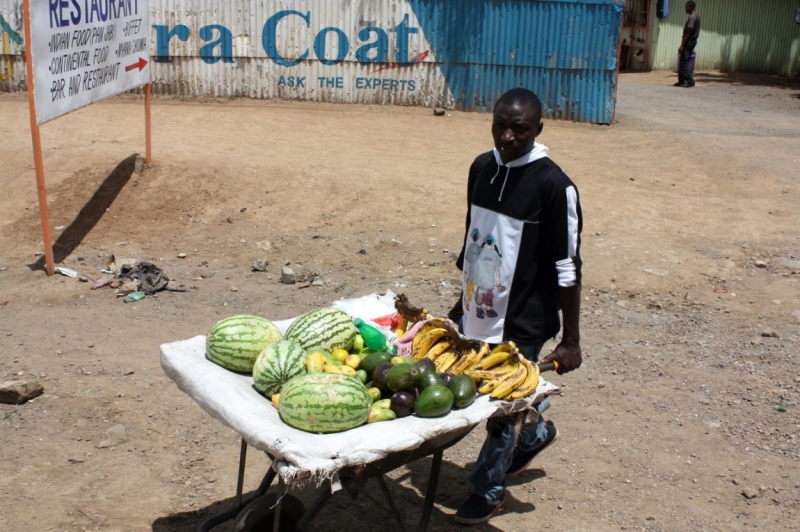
[
  {"x1": 253, "y1": 340, "x2": 308, "y2": 396},
  {"x1": 206, "y1": 315, "x2": 283, "y2": 373},
  {"x1": 279, "y1": 372, "x2": 371, "y2": 433},
  {"x1": 284, "y1": 308, "x2": 357, "y2": 353}
]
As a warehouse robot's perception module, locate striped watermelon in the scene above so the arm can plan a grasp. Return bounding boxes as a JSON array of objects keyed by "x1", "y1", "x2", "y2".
[
  {"x1": 284, "y1": 308, "x2": 357, "y2": 353},
  {"x1": 206, "y1": 315, "x2": 283, "y2": 373},
  {"x1": 253, "y1": 340, "x2": 307, "y2": 396},
  {"x1": 279, "y1": 373, "x2": 370, "y2": 433}
]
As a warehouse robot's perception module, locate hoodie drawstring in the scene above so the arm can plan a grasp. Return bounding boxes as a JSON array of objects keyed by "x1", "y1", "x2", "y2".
[
  {"x1": 498, "y1": 167, "x2": 510, "y2": 201},
  {"x1": 489, "y1": 165, "x2": 501, "y2": 185}
]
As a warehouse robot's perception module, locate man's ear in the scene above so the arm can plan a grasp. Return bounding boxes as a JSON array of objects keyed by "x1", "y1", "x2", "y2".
[{"x1": 536, "y1": 121, "x2": 544, "y2": 136}]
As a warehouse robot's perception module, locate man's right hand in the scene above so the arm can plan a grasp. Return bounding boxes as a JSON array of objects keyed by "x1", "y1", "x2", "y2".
[{"x1": 447, "y1": 298, "x2": 464, "y2": 322}]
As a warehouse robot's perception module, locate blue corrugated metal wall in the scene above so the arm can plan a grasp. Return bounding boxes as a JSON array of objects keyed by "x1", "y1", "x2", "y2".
[
  {"x1": 1, "y1": 0, "x2": 624, "y2": 123},
  {"x1": 408, "y1": 0, "x2": 624, "y2": 122}
]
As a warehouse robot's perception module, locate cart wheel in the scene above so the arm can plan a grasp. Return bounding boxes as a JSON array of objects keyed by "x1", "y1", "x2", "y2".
[{"x1": 234, "y1": 492, "x2": 305, "y2": 532}]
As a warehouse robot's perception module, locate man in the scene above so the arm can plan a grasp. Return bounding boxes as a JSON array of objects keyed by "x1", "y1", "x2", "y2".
[
  {"x1": 448, "y1": 87, "x2": 583, "y2": 525},
  {"x1": 676, "y1": 1, "x2": 700, "y2": 87}
]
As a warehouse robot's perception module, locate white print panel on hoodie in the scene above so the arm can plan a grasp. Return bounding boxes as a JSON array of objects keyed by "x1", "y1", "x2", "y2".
[{"x1": 461, "y1": 204, "x2": 525, "y2": 343}]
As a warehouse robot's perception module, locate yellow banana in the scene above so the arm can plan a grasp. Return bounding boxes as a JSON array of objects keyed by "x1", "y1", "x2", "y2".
[
  {"x1": 460, "y1": 342, "x2": 490, "y2": 373},
  {"x1": 395, "y1": 317, "x2": 408, "y2": 339},
  {"x1": 472, "y1": 351, "x2": 512, "y2": 371},
  {"x1": 508, "y1": 357, "x2": 541, "y2": 399},
  {"x1": 472, "y1": 342, "x2": 517, "y2": 370},
  {"x1": 423, "y1": 340, "x2": 454, "y2": 361},
  {"x1": 466, "y1": 364, "x2": 519, "y2": 381},
  {"x1": 477, "y1": 363, "x2": 520, "y2": 394},
  {"x1": 435, "y1": 349, "x2": 460, "y2": 373},
  {"x1": 412, "y1": 327, "x2": 449, "y2": 360},
  {"x1": 491, "y1": 363, "x2": 528, "y2": 399},
  {"x1": 449, "y1": 348, "x2": 482, "y2": 375}
]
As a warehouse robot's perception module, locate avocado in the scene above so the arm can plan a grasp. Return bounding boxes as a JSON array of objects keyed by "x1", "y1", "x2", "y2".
[
  {"x1": 416, "y1": 370, "x2": 445, "y2": 390},
  {"x1": 415, "y1": 358, "x2": 436, "y2": 375},
  {"x1": 372, "y1": 362, "x2": 394, "y2": 392},
  {"x1": 414, "y1": 385, "x2": 454, "y2": 418},
  {"x1": 386, "y1": 363, "x2": 419, "y2": 393},
  {"x1": 361, "y1": 352, "x2": 392, "y2": 379},
  {"x1": 390, "y1": 391, "x2": 415, "y2": 418},
  {"x1": 439, "y1": 372, "x2": 455, "y2": 386},
  {"x1": 447, "y1": 374, "x2": 477, "y2": 408}
]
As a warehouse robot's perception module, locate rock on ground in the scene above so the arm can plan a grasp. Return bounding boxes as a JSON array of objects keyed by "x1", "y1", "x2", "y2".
[{"x1": 0, "y1": 380, "x2": 44, "y2": 404}]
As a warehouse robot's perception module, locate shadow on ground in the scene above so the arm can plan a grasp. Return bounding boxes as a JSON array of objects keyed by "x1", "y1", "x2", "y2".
[
  {"x1": 150, "y1": 455, "x2": 548, "y2": 531},
  {"x1": 28, "y1": 153, "x2": 138, "y2": 271},
  {"x1": 693, "y1": 71, "x2": 800, "y2": 90}
]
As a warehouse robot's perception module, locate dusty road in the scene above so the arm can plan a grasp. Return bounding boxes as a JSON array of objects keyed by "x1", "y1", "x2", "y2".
[{"x1": 1, "y1": 69, "x2": 799, "y2": 531}]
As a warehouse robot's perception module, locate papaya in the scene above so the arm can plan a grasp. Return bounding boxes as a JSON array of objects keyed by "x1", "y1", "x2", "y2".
[
  {"x1": 447, "y1": 374, "x2": 477, "y2": 408},
  {"x1": 367, "y1": 387, "x2": 382, "y2": 403},
  {"x1": 414, "y1": 385, "x2": 454, "y2": 418},
  {"x1": 367, "y1": 407, "x2": 396, "y2": 424},
  {"x1": 373, "y1": 398, "x2": 392, "y2": 410}
]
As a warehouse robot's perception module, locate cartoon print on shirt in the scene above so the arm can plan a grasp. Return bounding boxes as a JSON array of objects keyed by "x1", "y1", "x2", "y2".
[
  {"x1": 463, "y1": 228, "x2": 482, "y2": 311},
  {"x1": 467, "y1": 234, "x2": 506, "y2": 319}
]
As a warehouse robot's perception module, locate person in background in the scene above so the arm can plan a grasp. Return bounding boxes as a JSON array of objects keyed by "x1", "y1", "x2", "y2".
[
  {"x1": 676, "y1": 0, "x2": 700, "y2": 88},
  {"x1": 448, "y1": 87, "x2": 583, "y2": 525}
]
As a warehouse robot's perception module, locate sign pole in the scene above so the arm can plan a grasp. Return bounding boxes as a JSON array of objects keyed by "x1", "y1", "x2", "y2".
[
  {"x1": 144, "y1": 83, "x2": 152, "y2": 164},
  {"x1": 23, "y1": 0, "x2": 55, "y2": 276}
]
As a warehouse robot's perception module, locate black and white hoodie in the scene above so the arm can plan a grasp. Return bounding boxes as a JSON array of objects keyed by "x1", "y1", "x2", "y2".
[{"x1": 455, "y1": 143, "x2": 582, "y2": 344}]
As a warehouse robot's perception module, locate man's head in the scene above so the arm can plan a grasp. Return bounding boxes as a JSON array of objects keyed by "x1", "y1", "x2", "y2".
[
  {"x1": 492, "y1": 88, "x2": 544, "y2": 164},
  {"x1": 685, "y1": 1, "x2": 696, "y2": 13}
]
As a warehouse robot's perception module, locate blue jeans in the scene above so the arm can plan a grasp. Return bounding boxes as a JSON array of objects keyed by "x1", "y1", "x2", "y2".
[{"x1": 468, "y1": 342, "x2": 550, "y2": 502}]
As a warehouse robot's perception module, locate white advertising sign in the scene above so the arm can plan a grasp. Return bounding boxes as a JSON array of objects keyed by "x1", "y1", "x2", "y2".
[{"x1": 29, "y1": 0, "x2": 150, "y2": 125}]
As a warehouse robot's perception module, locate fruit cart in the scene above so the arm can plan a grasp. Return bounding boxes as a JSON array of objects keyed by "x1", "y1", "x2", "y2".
[{"x1": 160, "y1": 334, "x2": 559, "y2": 532}]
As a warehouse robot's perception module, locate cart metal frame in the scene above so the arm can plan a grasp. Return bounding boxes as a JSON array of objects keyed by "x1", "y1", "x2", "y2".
[{"x1": 198, "y1": 423, "x2": 476, "y2": 532}]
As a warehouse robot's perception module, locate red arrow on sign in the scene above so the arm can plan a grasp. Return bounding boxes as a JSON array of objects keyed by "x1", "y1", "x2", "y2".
[{"x1": 125, "y1": 57, "x2": 148, "y2": 72}]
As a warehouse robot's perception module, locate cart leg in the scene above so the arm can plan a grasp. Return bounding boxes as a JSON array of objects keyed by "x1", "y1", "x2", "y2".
[
  {"x1": 197, "y1": 455, "x2": 276, "y2": 532},
  {"x1": 415, "y1": 450, "x2": 443, "y2": 532},
  {"x1": 236, "y1": 438, "x2": 248, "y2": 508},
  {"x1": 294, "y1": 489, "x2": 334, "y2": 531},
  {"x1": 272, "y1": 476, "x2": 284, "y2": 531},
  {"x1": 377, "y1": 475, "x2": 409, "y2": 532}
]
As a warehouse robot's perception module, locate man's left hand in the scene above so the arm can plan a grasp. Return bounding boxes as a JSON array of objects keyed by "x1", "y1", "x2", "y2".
[{"x1": 540, "y1": 339, "x2": 581, "y2": 375}]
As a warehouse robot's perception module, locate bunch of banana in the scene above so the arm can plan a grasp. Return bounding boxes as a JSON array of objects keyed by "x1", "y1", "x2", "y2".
[
  {"x1": 465, "y1": 342, "x2": 542, "y2": 400},
  {"x1": 410, "y1": 319, "x2": 491, "y2": 375},
  {"x1": 394, "y1": 293, "x2": 432, "y2": 338}
]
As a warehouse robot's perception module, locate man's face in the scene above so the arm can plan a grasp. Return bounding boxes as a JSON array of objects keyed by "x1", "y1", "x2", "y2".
[
  {"x1": 685, "y1": 2, "x2": 692, "y2": 13},
  {"x1": 492, "y1": 101, "x2": 543, "y2": 164}
]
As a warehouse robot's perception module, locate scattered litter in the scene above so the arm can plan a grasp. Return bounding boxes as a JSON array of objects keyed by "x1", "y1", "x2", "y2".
[
  {"x1": 90, "y1": 275, "x2": 113, "y2": 289},
  {"x1": 55, "y1": 225, "x2": 65, "y2": 230},
  {"x1": 118, "y1": 262, "x2": 169, "y2": 294},
  {"x1": 100, "y1": 269, "x2": 115, "y2": 274},
  {"x1": 774, "y1": 403, "x2": 787, "y2": 413},
  {"x1": 712, "y1": 287, "x2": 727, "y2": 293},
  {"x1": 55, "y1": 267, "x2": 78, "y2": 278},
  {"x1": 0, "y1": 301, "x2": 9, "y2": 306},
  {"x1": 123, "y1": 291, "x2": 146, "y2": 303}
]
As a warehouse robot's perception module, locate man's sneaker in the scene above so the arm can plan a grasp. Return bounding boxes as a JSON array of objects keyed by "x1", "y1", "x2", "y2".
[
  {"x1": 673, "y1": 81, "x2": 687, "y2": 87},
  {"x1": 454, "y1": 492, "x2": 505, "y2": 525},
  {"x1": 505, "y1": 420, "x2": 558, "y2": 477}
]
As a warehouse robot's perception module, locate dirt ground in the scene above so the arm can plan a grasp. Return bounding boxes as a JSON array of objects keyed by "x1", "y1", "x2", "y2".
[{"x1": 1, "y1": 69, "x2": 799, "y2": 532}]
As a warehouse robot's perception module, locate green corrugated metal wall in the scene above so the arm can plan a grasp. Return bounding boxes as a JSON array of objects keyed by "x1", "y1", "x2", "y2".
[{"x1": 650, "y1": 0, "x2": 800, "y2": 76}]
